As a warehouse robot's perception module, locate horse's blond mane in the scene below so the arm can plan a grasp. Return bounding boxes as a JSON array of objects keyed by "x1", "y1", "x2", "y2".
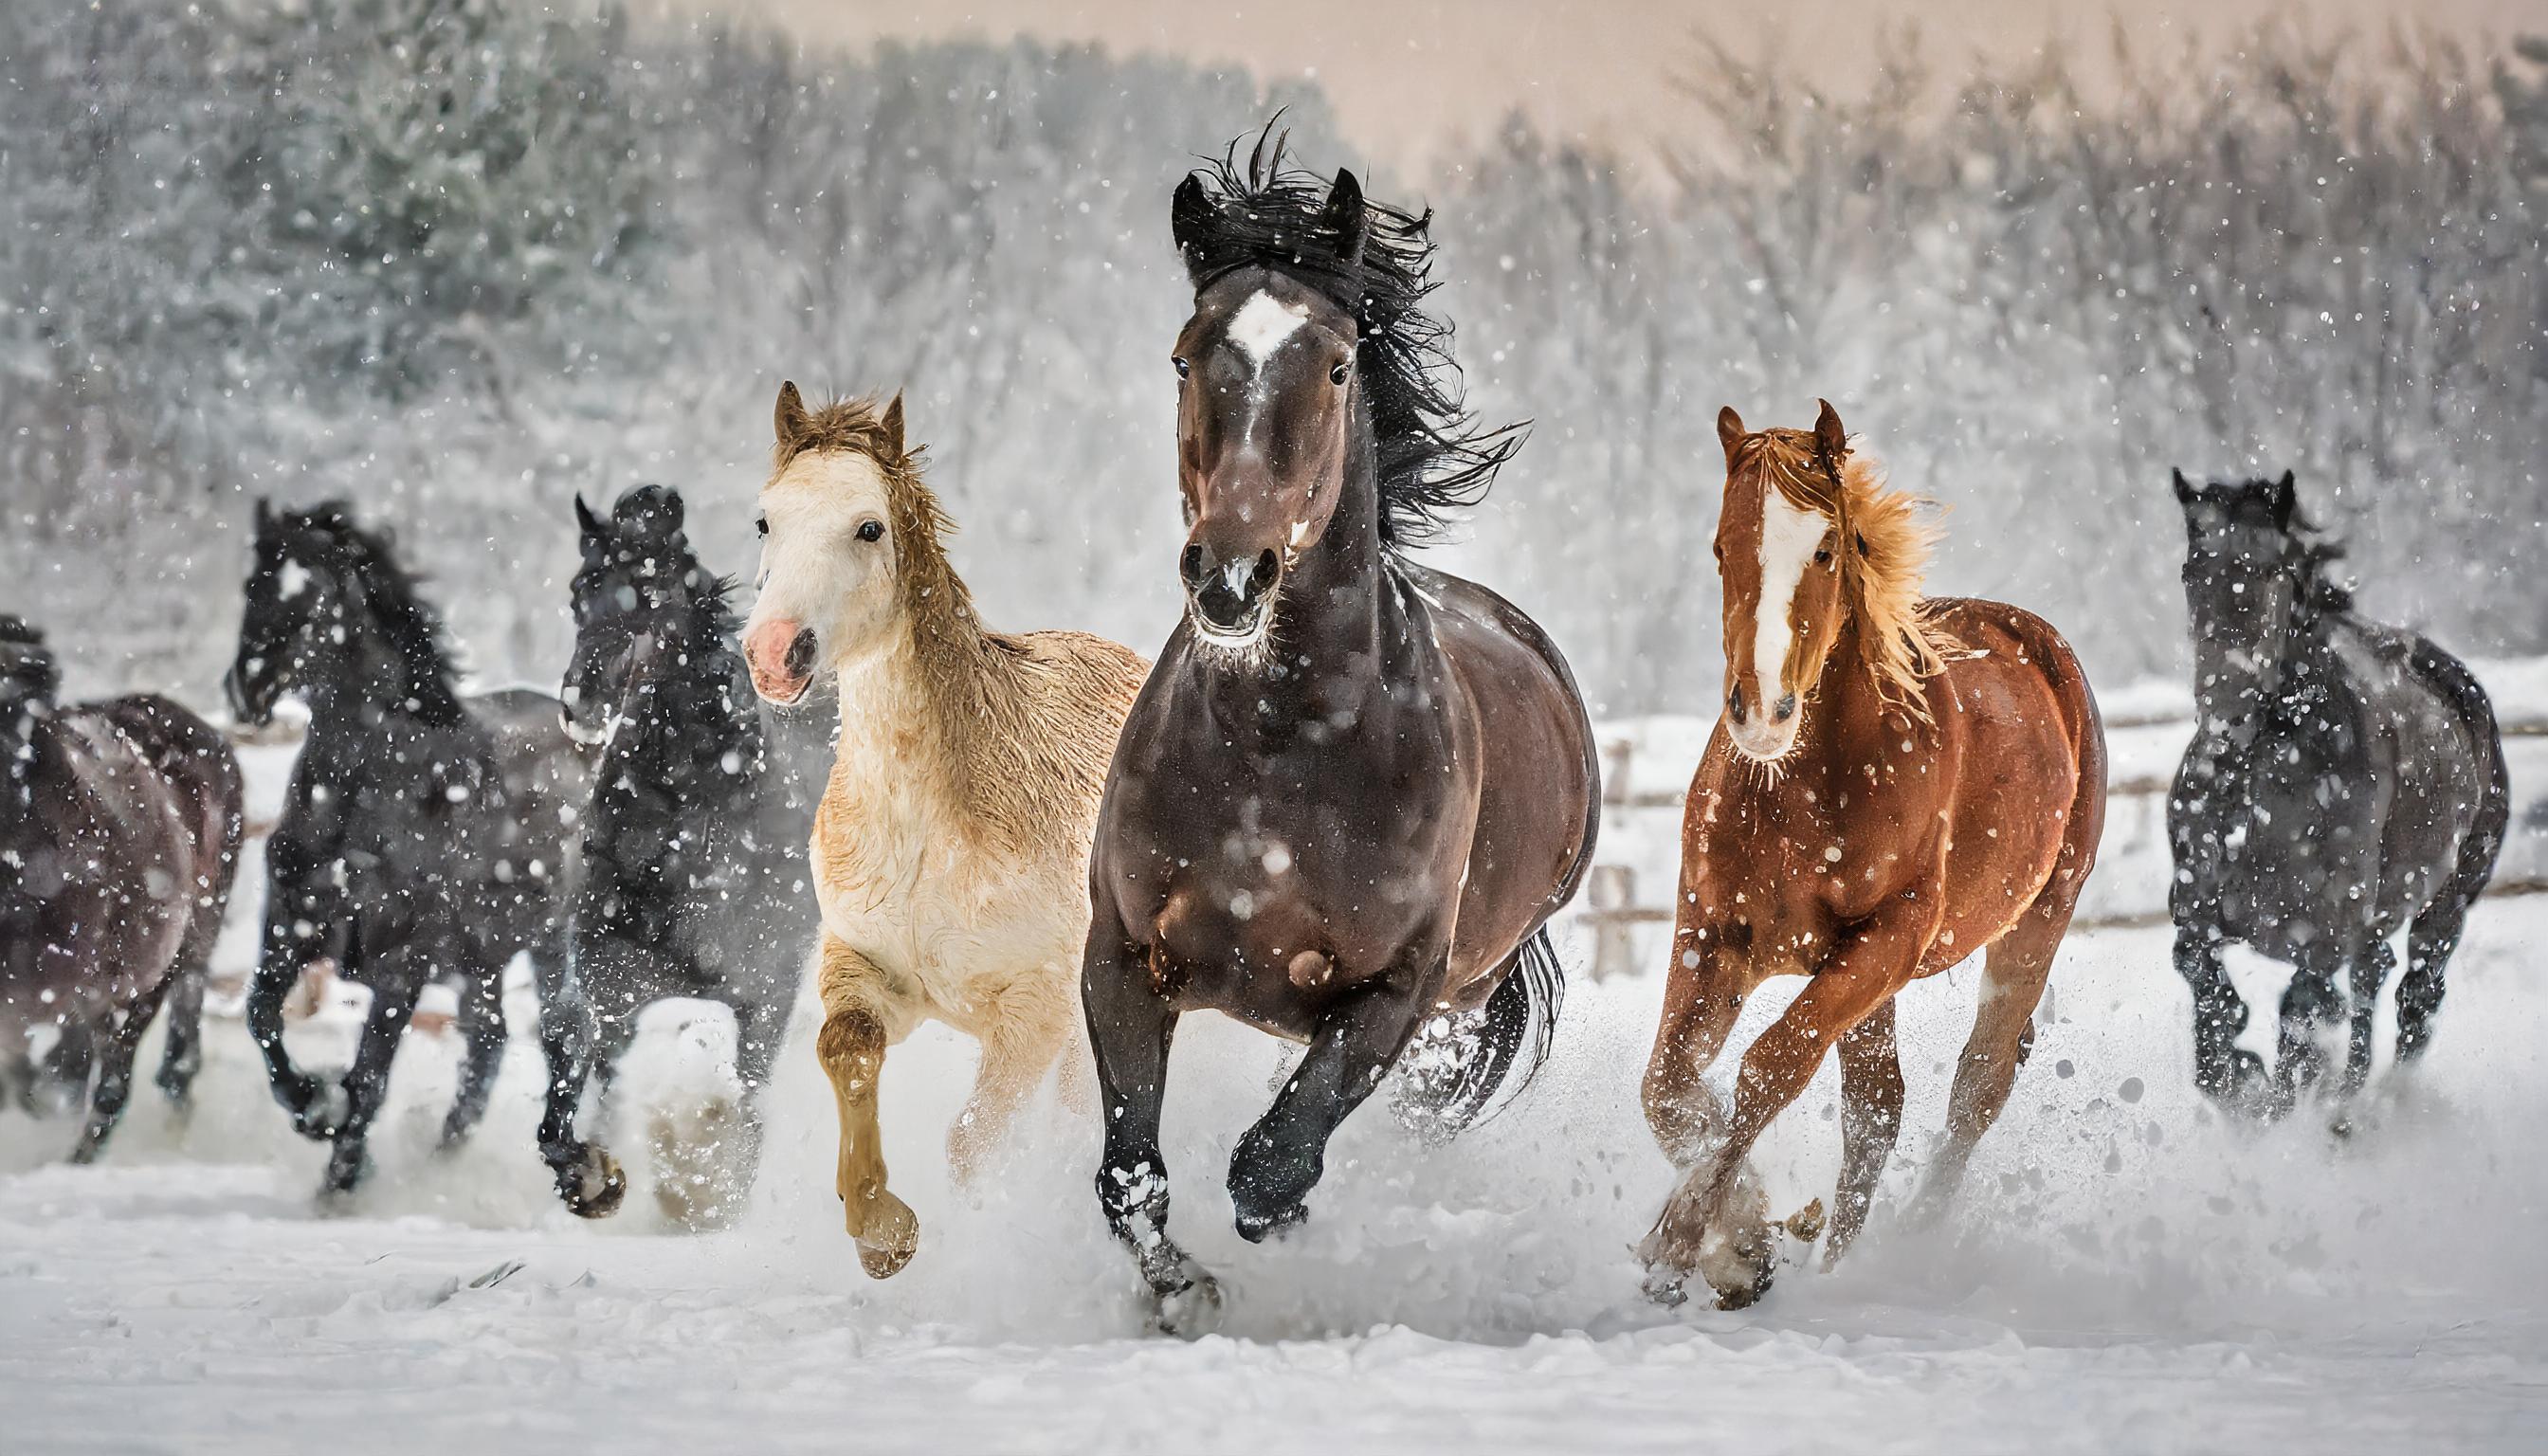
[
  {"x1": 1737, "y1": 429, "x2": 1948, "y2": 723},
  {"x1": 780, "y1": 394, "x2": 1141, "y2": 860}
]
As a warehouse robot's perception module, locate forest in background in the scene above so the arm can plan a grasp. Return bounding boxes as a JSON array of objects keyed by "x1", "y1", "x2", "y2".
[{"x1": 2, "y1": 0, "x2": 2542, "y2": 716}]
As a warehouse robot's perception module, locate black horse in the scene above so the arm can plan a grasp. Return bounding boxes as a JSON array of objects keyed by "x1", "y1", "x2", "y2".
[
  {"x1": 537, "y1": 485, "x2": 821, "y2": 1225},
  {"x1": 228, "y1": 501, "x2": 588, "y2": 1197},
  {"x1": 1083, "y1": 140, "x2": 1600, "y2": 1331},
  {"x1": 2168, "y1": 471, "x2": 2508, "y2": 1119},
  {"x1": 2, "y1": 616, "x2": 242, "y2": 1160}
]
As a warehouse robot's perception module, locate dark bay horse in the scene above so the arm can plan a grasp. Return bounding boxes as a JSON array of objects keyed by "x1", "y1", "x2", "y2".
[
  {"x1": 228, "y1": 501, "x2": 587, "y2": 1198},
  {"x1": 538, "y1": 485, "x2": 821, "y2": 1225},
  {"x1": 1638, "y1": 405, "x2": 2107, "y2": 1309},
  {"x1": 2, "y1": 617, "x2": 241, "y2": 1160},
  {"x1": 1083, "y1": 144, "x2": 1600, "y2": 1333},
  {"x1": 2167, "y1": 471, "x2": 2507, "y2": 1120}
]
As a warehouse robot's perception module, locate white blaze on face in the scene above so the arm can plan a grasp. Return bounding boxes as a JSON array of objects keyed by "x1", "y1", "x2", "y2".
[
  {"x1": 1751, "y1": 490, "x2": 1827, "y2": 706},
  {"x1": 1227, "y1": 290, "x2": 1309, "y2": 375},
  {"x1": 277, "y1": 557, "x2": 311, "y2": 601}
]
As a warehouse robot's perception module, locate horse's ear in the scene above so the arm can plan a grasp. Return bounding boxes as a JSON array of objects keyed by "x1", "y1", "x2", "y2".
[
  {"x1": 2271, "y1": 470, "x2": 2298, "y2": 526},
  {"x1": 1321, "y1": 168, "x2": 1370, "y2": 269},
  {"x1": 1171, "y1": 174, "x2": 1214, "y2": 274},
  {"x1": 880, "y1": 391, "x2": 906, "y2": 460},
  {"x1": 1813, "y1": 399, "x2": 1848, "y2": 471},
  {"x1": 252, "y1": 496, "x2": 274, "y2": 534},
  {"x1": 656, "y1": 486, "x2": 685, "y2": 534},
  {"x1": 2171, "y1": 468, "x2": 2196, "y2": 505},
  {"x1": 774, "y1": 380, "x2": 810, "y2": 449},
  {"x1": 1717, "y1": 407, "x2": 1745, "y2": 467},
  {"x1": 573, "y1": 494, "x2": 603, "y2": 540}
]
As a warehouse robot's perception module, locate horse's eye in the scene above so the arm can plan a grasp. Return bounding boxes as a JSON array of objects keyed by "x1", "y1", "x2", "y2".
[
  {"x1": 1330, "y1": 361, "x2": 1350, "y2": 386},
  {"x1": 856, "y1": 519, "x2": 884, "y2": 543},
  {"x1": 1173, "y1": 356, "x2": 1190, "y2": 380},
  {"x1": 755, "y1": 515, "x2": 768, "y2": 538},
  {"x1": 1814, "y1": 547, "x2": 1833, "y2": 566}
]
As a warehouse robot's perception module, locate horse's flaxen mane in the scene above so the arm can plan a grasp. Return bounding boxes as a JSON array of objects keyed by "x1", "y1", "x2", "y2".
[
  {"x1": 1174, "y1": 136, "x2": 1523, "y2": 555},
  {"x1": 1735, "y1": 429, "x2": 1948, "y2": 721},
  {"x1": 777, "y1": 391, "x2": 1134, "y2": 859}
]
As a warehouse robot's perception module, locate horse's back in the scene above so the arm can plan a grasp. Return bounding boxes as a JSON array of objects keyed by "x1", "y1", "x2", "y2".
[
  {"x1": 1401, "y1": 563, "x2": 1601, "y2": 988},
  {"x1": 1922, "y1": 597, "x2": 2108, "y2": 931},
  {"x1": 2346, "y1": 622, "x2": 2506, "y2": 909}
]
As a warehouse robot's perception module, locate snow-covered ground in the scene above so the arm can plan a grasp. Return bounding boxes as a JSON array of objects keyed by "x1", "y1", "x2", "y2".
[{"x1": 7, "y1": 892, "x2": 2545, "y2": 1450}]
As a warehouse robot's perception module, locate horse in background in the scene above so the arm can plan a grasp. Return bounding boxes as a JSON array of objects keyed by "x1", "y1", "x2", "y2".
[
  {"x1": 742, "y1": 387, "x2": 1144, "y2": 1278},
  {"x1": 2167, "y1": 471, "x2": 2507, "y2": 1121},
  {"x1": 537, "y1": 484, "x2": 822, "y2": 1226},
  {"x1": 1, "y1": 615, "x2": 241, "y2": 1161},
  {"x1": 1083, "y1": 144, "x2": 1600, "y2": 1334},
  {"x1": 227, "y1": 501, "x2": 588, "y2": 1198},
  {"x1": 1639, "y1": 404, "x2": 2106, "y2": 1310}
]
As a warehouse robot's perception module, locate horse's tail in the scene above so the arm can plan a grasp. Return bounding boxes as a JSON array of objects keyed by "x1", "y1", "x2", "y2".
[
  {"x1": 1390, "y1": 927, "x2": 1566, "y2": 1143},
  {"x1": 2411, "y1": 639, "x2": 2511, "y2": 910}
]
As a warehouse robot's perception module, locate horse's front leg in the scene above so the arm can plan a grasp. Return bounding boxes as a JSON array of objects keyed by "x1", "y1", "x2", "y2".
[
  {"x1": 245, "y1": 885, "x2": 336, "y2": 1137},
  {"x1": 1642, "y1": 896, "x2": 1928, "y2": 1309},
  {"x1": 948, "y1": 973, "x2": 1069, "y2": 1186},
  {"x1": 320, "y1": 952, "x2": 426, "y2": 1199},
  {"x1": 814, "y1": 937, "x2": 919, "y2": 1278},
  {"x1": 2172, "y1": 921, "x2": 2266, "y2": 1113},
  {"x1": 1083, "y1": 925, "x2": 1215, "y2": 1336},
  {"x1": 535, "y1": 938, "x2": 627, "y2": 1217},
  {"x1": 1642, "y1": 920, "x2": 1755, "y2": 1169},
  {"x1": 1226, "y1": 957, "x2": 1429, "y2": 1244}
]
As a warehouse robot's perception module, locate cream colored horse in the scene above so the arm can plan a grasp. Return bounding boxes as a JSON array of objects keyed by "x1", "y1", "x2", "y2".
[{"x1": 742, "y1": 385, "x2": 1146, "y2": 1278}]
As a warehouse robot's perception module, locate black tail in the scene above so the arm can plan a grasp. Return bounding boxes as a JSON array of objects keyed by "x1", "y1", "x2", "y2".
[{"x1": 1390, "y1": 927, "x2": 1566, "y2": 1143}]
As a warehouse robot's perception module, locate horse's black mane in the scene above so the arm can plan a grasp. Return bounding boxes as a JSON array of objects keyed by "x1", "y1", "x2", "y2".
[
  {"x1": 1174, "y1": 131, "x2": 1524, "y2": 554},
  {"x1": 276, "y1": 500, "x2": 464, "y2": 694},
  {"x1": 600, "y1": 484, "x2": 741, "y2": 646}
]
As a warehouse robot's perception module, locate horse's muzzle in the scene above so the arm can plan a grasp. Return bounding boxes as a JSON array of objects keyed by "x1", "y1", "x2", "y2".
[
  {"x1": 1182, "y1": 542, "x2": 1280, "y2": 638},
  {"x1": 744, "y1": 618, "x2": 818, "y2": 705}
]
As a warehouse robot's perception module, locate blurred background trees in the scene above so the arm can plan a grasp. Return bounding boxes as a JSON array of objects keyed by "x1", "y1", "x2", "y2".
[{"x1": 2, "y1": 0, "x2": 2539, "y2": 716}]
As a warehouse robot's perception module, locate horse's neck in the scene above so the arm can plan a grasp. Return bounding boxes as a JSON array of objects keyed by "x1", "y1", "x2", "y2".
[
  {"x1": 834, "y1": 608, "x2": 994, "y2": 808},
  {"x1": 1796, "y1": 615, "x2": 1898, "y2": 759},
  {"x1": 2193, "y1": 601, "x2": 2333, "y2": 748},
  {"x1": 611, "y1": 645, "x2": 762, "y2": 796},
  {"x1": 305, "y1": 606, "x2": 463, "y2": 733}
]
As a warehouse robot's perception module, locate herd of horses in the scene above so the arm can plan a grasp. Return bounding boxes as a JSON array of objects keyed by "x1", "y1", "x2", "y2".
[{"x1": 0, "y1": 136, "x2": 2511, "y2": 1329}]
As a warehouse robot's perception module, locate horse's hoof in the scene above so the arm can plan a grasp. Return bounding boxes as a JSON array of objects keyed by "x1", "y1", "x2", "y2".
[
  {"x1": 1153, "y1": 1270, "x2": 1226, "y2": 1339},
  {"x1": 558, "y1": 1148, "x2": 628, "y2": 1219},
  {"x1": 290, "y1": 1078, "x2": 354, "y2": 1141},
  {"x1": 1232, "y1": 1199, "x2": 1306, "y2": 1245},
  {"x1": 849, "y1": 1188, "x2": 919, "y2": 1279},
  {"x1": 1640, "y1": 1266, "x2": 1691, "y2": 1308},
  {"x1": 1697, "y1": 1223, "x2": 1778, "y2": 1310}
]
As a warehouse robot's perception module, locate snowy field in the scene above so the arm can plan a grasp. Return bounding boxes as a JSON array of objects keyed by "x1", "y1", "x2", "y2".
[{"x1": 6, "y1": 885, "x2": 2545, "y2": 1448}]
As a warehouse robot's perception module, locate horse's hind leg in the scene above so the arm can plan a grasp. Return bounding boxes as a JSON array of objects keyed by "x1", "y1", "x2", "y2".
[
  {"x1": 153, "y1": 960, "x2": 207, "y2": 1111},
  {"x1": 1827, "y1": 997, "x2": 1904, "y2": 1267},
  {"x1": 70, "y1": 981, "x2": 175, "y2": 1165},
  {"x1": 2335, "y1": 936, "x2": 2395, "y2": 1108},
  {"x1": 441, "y1": 964, "x2": 508, "y2": 1148},
  {"x1": 2398, "y1": 896, "x2": 2470, "y2": 1064},
  {"x1": 1911, "y1": 901, "x2": 2066, "y2": 1223},
  {"x1": 2270, "y1": 959, "x2": 2344, "y2": 1117},
  {"x1": 2174, "y1": 924, "x2": 2266, "y2": 1112}
]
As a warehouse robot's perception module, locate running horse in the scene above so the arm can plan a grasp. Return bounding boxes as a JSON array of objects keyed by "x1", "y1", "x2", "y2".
[
  {"x1": 1083, "y1": 141, "x2": 1601, "y2": 1334},
  {"x1": 1638, "y1": 404, "x2": 2107, "y2": 1309},
  {"x1": 2, "y1": 617, "x2": 242, "y2": 1159}
]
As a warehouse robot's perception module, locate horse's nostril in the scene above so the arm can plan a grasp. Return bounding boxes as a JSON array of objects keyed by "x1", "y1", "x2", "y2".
[
  {"x1": 1728, "y1": 686, "x2": 1747, "y2": 724},
  {"x1": 784, "y1": 628, "x2": 818, "y2": 682},
  {"x1": 1180, "y1": 543, "x2": 1210, "y2": 588},
  {"x1": 1774, "y1": 693, "x2": 1797, "y2": 722},
  {"x1": 1249, "y1": 549, "x2": 1279, "y2": 592}
]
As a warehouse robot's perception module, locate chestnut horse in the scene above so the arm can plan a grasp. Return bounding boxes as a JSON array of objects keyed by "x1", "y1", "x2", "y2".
[
  {"x1": 1638, "y1": 403, "x2": 2106, "y2": 1309},
  {"x1": 1083, "y1": 145, "x2": 1600, "y2": 1334}
]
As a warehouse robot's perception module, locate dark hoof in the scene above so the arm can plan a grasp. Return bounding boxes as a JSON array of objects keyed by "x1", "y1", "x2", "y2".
[
  {"x1": 285, "y1": 1076, "x2": 353, "y2": 1141},
  {"x1": 1232, "y1": 1199, "x2": 1306, "y2": 1244},
  {"x1": 556, "y1": 1147, "x2": 628, "y2": 1219},
  {"x1": 1153, "y1": 1270, "x2": 1227, "y2": 1338}
]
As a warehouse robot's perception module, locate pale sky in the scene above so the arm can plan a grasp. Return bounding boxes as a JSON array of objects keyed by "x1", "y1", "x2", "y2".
[{"x1": 663, "y1": 0, "x2": 2530, "y2": 173}]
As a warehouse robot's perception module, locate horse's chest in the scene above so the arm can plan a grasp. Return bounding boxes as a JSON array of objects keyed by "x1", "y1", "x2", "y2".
[{"x1": 813, "y1": 778, "x2": 1066, "y2": 992}]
